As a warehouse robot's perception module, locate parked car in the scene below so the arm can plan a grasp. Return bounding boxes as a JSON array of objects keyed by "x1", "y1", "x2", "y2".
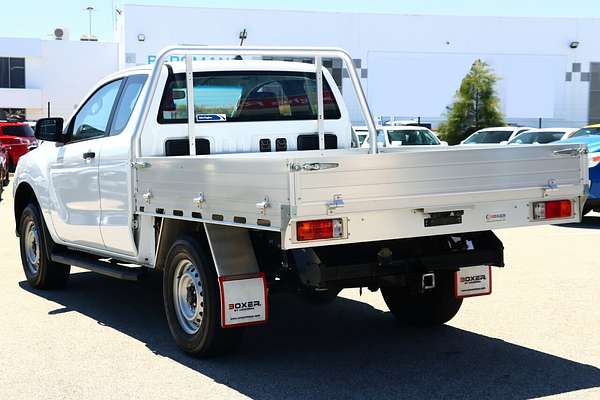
[
  {"x1": 0, "y1": 121, "x2": 37, "y2": 171},
  {"x1": 559, "y1": 124, "x2": 600, "y2": 214},
  {"x1": 353, "y1": 125, "x2": 447, "y2": 148},
  {"x1": 507, "y1": 128, "x2": 574, "y2": 145},
  {"x1": 562, "y1": 123, "x2": 600, "y2": 139},
  {"x1": 0, "y1": 142, "x2": 8, "y2": 201},
  {"x1": 460, "y1": 126, "x2": 532, "y2": 145}
]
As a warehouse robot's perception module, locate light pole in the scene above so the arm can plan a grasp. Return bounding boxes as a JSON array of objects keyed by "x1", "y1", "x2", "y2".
[{"x1": 86, "y1": 6, "x2": 95, "y2": 39}]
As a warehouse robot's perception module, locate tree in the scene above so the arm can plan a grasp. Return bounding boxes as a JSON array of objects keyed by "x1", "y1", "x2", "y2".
[{"x1": 437, "y1": 59, "x2": 505, "y2": 144}]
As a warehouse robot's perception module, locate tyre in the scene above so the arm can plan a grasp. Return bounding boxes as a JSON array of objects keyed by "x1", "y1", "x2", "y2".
[
  {"x1": 381, "y1": 271, "x2": 462, "y2": 326},
  {"x1": 19, "y1": 204, "x2": 70, "y2": 289},
  {"x1": 163, "y1": 236, "x2": 242, "y2": 357}
]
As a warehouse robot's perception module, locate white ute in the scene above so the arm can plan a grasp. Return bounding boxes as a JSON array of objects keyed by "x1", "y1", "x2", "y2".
[{"x1": 13, "y1": 46, "x2": 588, "y2": 357}]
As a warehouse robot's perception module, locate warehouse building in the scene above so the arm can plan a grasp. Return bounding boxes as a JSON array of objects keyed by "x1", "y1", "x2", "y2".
[
  {"x1": 2, "y1": 4, "x2": 600, "y2": 127},
  {"x1": 0, "y1": 37, "x2": 117, "y2": 121}
]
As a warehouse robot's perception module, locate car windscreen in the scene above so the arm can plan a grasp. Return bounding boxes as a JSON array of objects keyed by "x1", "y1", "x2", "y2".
[
  {"x1": 158, "y1": 70, "x2": 341, "y2": 123},
  {"x1": 571, "y1": 127, "x2": 600, "y2": 137},
  {"x1": 354, "y1": 131, "x2": 368, "y2": 145},
  {"x1": 463, "y1": 130, "x2": 512, "y2": 144},
  {"x1": 509, "y1": 131, "x2": 565, "y2": 144},
  {"x1": 387, "y1": 129, "x2": 439, "y2": 145},
  {"x1": 1, "y1": 125, "x2": 34, "y2": 137}
]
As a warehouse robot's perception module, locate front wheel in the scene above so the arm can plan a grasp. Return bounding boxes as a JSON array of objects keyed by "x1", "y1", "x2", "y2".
[
  {"x1": 163, "y1": 236, "x2": 241, "y2": 357},
  {"x1": 19, "y1": 204, "x2": 70, "y2": 289},
  {"x1": 381, "y1": 271, "x2": 462, "y2": 326}
]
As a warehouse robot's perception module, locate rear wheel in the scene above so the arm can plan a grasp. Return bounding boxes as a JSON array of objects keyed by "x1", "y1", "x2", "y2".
[
  {"x1": 163, "y1": 236, "x2": 241, "y2": 357},
  {"x1": 19, "y1": 204, "x2": 70, "y2": 289},
  {"x1": 381, "y1": 271, "x2": 462, "y2": 326}
]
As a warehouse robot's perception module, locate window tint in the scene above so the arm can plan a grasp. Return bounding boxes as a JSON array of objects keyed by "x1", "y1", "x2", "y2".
[
  {"x1": 0, "y1": 57, "x2": 25, "y2": 88},
  {"x1": 158, "y1": 71, "x2": 341, "y2": 123},
  {"x1": 9, "y1": 58, "x2": 25, "y2": 88},
  {"x1": 387, "y1": 129, "x2": 439, "y2": 145},
  {"x1": 509, "y1": 131, "x2": 565, "y2": 144},
  {"x1": 110, "y1": 75, "x2": 147, "y2": 135},
  {"x1": 464, "y1": 130, "x2": 512, "y2": 144},
  {"x1": 572, "y1": 127, "x2": 600, "y2": 137},
  {"x1": 71, "y1": 79, "x2": 122, "y2": 141},
  {"x1": 1, "y1": 125, "x2": 34, "y2": 137},
  {"x1": 0, "y1": 58, "x2": 8, "y2": 88}
]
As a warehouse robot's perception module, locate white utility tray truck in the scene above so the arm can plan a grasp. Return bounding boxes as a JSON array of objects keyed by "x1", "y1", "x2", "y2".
[{"x1": 13, "y1": 46, "x2": 588, "y2": 357}]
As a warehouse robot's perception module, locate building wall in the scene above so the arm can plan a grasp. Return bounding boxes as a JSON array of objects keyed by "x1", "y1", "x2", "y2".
[
  {"x1": 120, "y1": 5, "x2": 600, "y2": 127},
  {"x1": 0, "y1": 37, "x2": 118, "y2": 121}
]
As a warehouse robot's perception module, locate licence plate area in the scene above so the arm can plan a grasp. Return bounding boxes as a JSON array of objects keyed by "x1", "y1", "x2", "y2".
[
  {"x1": 454, "y1": 265, "x2": 492, "y2": 298},
  {"x1": 424, "y1": 210, "x2": 464, "y2": 227},
  {"x1": 219, "y1": 273, "x2": 268, "y2": 328}
]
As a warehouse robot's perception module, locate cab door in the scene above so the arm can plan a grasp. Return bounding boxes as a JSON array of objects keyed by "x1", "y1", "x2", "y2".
[{"x1": 49, "y1": 78, "x2": 124, "y2": 249}]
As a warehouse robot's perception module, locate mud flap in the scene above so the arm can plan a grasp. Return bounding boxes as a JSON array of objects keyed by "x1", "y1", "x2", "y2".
[
  {"x1": 219, "y1": 273, "x2": 268, "y2": 328},
  {"x1": 454, "y1": 265, "x2": 492, "y2": 298}
]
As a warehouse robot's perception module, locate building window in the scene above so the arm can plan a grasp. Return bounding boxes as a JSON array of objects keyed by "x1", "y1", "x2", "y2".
[{"x1": 0, "y1": 57, "x2": 26, "y2": 89}]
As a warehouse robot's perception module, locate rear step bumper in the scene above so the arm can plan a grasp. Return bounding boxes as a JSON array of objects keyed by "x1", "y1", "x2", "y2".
[
  {"x1": 51, "y1": 251, "x2": 145, "y2": 281},
  {"x1": 291, "y1": 230, "x2": 503, "y2": 288}
]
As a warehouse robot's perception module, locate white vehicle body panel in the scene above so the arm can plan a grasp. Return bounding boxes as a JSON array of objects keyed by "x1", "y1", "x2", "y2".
[
  {"x1": 134, "y1": 143, "x2": 587, "y2": 251},
  {"x1": 48, "y1": 137, "x2": 104, "y2": 247}
]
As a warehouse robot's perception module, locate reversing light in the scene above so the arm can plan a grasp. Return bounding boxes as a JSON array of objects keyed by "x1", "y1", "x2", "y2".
[
  {"x1": 296, "y1": 218, "x2": 343, "y2": 241},
  {"x1": 532, "y1": 200, "x2": 573, "y2": 220}
]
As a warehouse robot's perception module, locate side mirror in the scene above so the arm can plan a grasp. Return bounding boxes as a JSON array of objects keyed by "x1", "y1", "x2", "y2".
[
  {"x1": 439, "y1": 141, "x2": 449, "y2": 146},
  {"x1": 499, "y1": 141, "x2": 508, "y2": 145},
  {"x1": 35, "y1": 118, "x2": 65, "y2": 143}
]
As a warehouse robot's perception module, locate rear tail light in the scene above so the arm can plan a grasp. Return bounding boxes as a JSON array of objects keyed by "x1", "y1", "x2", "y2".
[
  {"x1": 296, "y1": 218, "x2": 343, "y2": 241},
  {"x1": 532, "y1": 200, "x2": 573, "y2": 220},
  {"x1": 589, "y1": 153, "x2": 600, "y2": 168}
]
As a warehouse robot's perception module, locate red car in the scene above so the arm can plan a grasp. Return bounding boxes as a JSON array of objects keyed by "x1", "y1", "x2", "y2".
[{"x1": 0, "y1": 121, "x2": 37, "y2": 171}]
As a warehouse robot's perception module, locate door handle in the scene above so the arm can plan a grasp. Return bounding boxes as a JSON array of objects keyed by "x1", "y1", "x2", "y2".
[{"x1": 83, "y1": 151, "x2": 95, "y2": 160}]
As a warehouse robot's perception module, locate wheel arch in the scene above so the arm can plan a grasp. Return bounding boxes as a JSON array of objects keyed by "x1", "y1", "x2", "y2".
[
  {"x1": 14, "y1": 182, "x2": 37, "y2": 236},
  {"x1": 154, "y1": 218, "x2": 259, "y2": 278}
]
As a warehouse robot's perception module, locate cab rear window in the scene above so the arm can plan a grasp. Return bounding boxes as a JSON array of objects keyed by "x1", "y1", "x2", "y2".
[{"x1": 158, "y1": 71, "x2": 341, "y2": 123}]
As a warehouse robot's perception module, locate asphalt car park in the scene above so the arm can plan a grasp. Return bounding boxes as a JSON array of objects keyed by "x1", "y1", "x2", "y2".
[{"x1": 0, "y1": 179, "x2": 598, "y2": 399}]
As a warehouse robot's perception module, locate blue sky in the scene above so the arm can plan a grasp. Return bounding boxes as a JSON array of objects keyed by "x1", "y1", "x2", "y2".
[{"x1": 3, "y1": 0, "x2": 600, "y2": 41}]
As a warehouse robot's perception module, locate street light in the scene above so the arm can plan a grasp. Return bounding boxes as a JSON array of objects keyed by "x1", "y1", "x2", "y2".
[{"x1": 85, "y1": 6, "x2": 95, "y2": 39}]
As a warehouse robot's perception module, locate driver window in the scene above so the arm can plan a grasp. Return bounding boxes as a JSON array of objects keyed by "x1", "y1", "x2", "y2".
[{"x1": 71, "y1": 79, "x2": 123, "y2": 141}]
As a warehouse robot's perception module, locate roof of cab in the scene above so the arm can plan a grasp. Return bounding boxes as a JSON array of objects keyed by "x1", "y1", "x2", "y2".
[{"x1": 107, "y1": 60, "x2": 318, "y2": 80}]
